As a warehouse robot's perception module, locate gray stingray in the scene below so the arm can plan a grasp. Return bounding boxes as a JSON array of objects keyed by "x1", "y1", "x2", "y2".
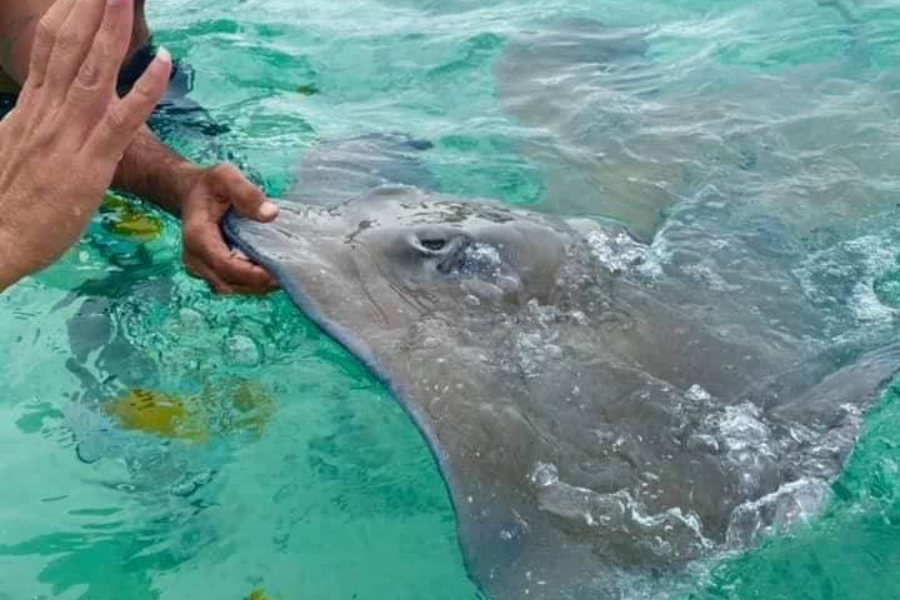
[
  {"x1": 494, "y1": 19, "x2": 675, "y2": 240},
  {"x1": 494, "y1": 19, "x2": 900, "y2": 242},
  {"x1": 224, "y1": 135, "x2": 900, "y2": 599}
]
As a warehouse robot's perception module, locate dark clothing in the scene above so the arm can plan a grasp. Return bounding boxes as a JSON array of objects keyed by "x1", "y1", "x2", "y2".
[
  {"x1": 0, "y1": 42, "x2": 227, "y2": 142},
  {"x1": 0, "y1": 42, "x2": 262, "y2": 185},
  {"x1": 0, "y1": 93, "x2": 14, "y2": 116},
  {"x1": 118, "y1": 42, "x2": 229, "y2": 140}
]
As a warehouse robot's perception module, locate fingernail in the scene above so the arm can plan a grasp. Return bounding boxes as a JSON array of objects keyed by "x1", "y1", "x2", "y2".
[
  {"x1": 259, "y1": 201, "x2": 280, "y2": 221},
  {"x1": 156, "y1": 46, "x2": 172, "y2": 64},
  {"x1": 108, "y1": 0, "x2": 130, "y2": 7}
]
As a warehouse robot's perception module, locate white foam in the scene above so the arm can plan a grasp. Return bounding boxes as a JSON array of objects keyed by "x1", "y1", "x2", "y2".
[
  {"x1": 529, "y1": 462, "x2": 560, "y2": 488},
  {"x1": 686, "y1": 384, "x2": 712, "y2": 403},
  {"x1": 586, "y1": 229, "x2": 652, "y2": 274},
  {"x1": 224, "y1": 335, "x2": 262, "y2": 367},
  {"x1": 716, "y1": 403, "x2": 771, "y2": 453},
  {"x1": 845, "y1": 235, "x2": 898, "y2": 322},
  {"x1": 534, "y1": 475, "x2": 713, "y2": 560},
  {"x1": 726, "y1": 478, "x2": 831, "y2": 548}
]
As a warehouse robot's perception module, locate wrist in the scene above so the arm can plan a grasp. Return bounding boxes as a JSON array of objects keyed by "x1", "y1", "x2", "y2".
[
  {"x1": 112, "y1": 128, "x2": 206, "y2": 217},
  {"x1": 0, "y1": 264, "x2": 17, "y2": 292},
  {"x1": 167, "y1": 161, "x2": 206, "y2": 215},
  {"x1": 0, "y1": 232, "x2": 28, "y2": 292}
]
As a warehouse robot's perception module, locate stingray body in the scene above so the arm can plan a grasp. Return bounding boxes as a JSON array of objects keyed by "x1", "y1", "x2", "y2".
[
  {"x1": 224, "y1": 135, "x2": 899, "y2": 599},
  {"x1": 495, "y1": 18, "x2": 900, "y2": 243}
]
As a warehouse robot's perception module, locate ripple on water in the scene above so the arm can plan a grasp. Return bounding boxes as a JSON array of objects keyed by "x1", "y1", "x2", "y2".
[{"x1": 3, "y1": 0, "x2": 900, "y2": 598}]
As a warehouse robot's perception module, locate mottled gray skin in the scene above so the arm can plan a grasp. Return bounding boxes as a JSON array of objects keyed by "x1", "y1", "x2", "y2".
[
  {"x1": 494, "y1": 20, "x2": 669, "y2": 240},
  {"x1": 224, "y1": 136, "x2": 900, "y2": 600},
  {"x1": 495, "y1": 18, "x2": 900, "y2": 244}
]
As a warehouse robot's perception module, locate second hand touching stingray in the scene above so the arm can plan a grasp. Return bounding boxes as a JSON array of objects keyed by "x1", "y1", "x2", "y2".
[{"x1": 225, "y1": 134, "x2": 900, "y2": 599}]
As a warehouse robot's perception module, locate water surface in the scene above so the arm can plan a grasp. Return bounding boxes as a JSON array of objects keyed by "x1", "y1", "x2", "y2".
[{"x1": 2, "y1": 0, "x2": 900, "y2": 598}]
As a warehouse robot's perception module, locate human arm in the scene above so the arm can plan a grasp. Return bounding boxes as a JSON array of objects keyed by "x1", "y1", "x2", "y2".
[
  {"x1": 0, "y1": 0, "x2": 280, "y2": 294},
  {"x1": 0, "y1": 0, "x2": 171, "y2": 291},
  {"x1": 111, "y1": 126, "x2": 280, "y2": 294}
]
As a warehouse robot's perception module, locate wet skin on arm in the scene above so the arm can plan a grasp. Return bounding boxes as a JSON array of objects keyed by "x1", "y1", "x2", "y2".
[
  {"x1": 0, "y1": 0, "x2": 280, "y2": 294},
  {"x1": 0, "y1": 0, "x2": 172, "y2": 290}
]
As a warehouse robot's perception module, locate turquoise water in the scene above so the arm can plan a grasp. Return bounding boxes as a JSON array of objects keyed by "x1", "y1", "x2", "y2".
[{"x1": 2, "y1": 0, "x2": 900, "y2": 598}]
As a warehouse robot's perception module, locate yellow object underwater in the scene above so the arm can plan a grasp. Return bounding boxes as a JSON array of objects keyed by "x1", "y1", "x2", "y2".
[
  {"x1": 245, "y1": 590, "x2": 280, "y2": 600},
  {"x1": 105, "y1": 389, "x2": 205, "y2": 441},
  {"x1": 104, "y1": 380, "x2": 276, "y2": 442},
  {"x1": 100, "y1": 193, "x2": 164, "y2": 243},
  {"x1": 296, "y1": 83, "x2": 319, "y2": 95}
]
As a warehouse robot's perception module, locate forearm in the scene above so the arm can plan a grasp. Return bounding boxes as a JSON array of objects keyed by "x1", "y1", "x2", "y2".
[
  {"x1": 0, "y1": 270, "x2": 17, "y2": 293},
  {"x1": 2, "y1": 3, "x2": 177, "y2": 209},
  {"x1": 0, "y1": 242, "x2": 28, "y2": 292},
  {"x1": 0, "y1": 251, "x2": 21, "y2": 292},
  {"x1": 111, "y1": 125, "x2": 202, "y2": 216}
]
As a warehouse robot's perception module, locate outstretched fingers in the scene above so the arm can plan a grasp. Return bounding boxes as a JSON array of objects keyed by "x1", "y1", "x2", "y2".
[
  {"x1": 24, "y1": 0, "x2": 139, "y2": 125},
  {"x1": 43, "y1": 0, "x2": 108, "y2": 99},
  {"x1": 66, "y1": 0, "x2": 135, "y2": 111},
  {"x1": 23, "y1": 0, "x2": 79, "y2": 94},
  {"x1": 87, "y1": 47, "x2": 171, "y2": 159}
]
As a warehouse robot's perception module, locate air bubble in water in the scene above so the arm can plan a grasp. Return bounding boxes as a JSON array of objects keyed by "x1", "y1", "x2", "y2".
[
  {"x1": 224, "y1": 335, "x2": 261, "y2": 367},
  {"x1": 170, "y1": 469, "x2": 215, "y2": 497},
  {"x1": 873, "y1": 269, "x2": 900, "y2": 309},
  {"x1": 530, "y1": 462, "x2": 560, "y2": 488},
  {"x1": 686, "y1": 384, "x2": 712, "y2": 402}
]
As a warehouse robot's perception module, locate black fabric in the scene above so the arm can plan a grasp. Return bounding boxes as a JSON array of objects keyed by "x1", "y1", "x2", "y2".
[
  {"x1": 0, "y1": 42, "x2": 227, "y2": 140},
  {"x1": 0, "y1": 93, "x2": 14, "y2": 118},
  {"x1": 120, "y1": 42, "x2": 230, "y2": 139},
  {"x1": 0, "y1": 43, "x2": 261, "y2": 185}
]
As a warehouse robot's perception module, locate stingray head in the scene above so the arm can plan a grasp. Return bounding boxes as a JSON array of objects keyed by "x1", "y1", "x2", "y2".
[
  {"x1": 229, "y1": 186, "x2": 577, "y2": 336},
  {"x1": 352, "y1": 187, "x2": 575, "y2": 306}
]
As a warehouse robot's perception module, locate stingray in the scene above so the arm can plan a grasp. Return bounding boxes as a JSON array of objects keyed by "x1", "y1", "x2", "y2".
[
  {"x1": 224, "y1": 134, "x2": 900, "y2": 599},
  {"x1": 494, "y1": 18, "x2": 900, "y2": 243}
]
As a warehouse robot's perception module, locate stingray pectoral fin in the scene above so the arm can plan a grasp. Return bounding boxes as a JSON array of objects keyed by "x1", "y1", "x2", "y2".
[
  {"x1": 450, "y1": 476, "x2": 624, "y2": 600},
  {"x1": 286, "y1": 134, "x2": 436, "y2": 207},
  {"x1": 769, "y1": 342, "x2": 900, "y2": 428},
  {"x1": 440, "y1": 465, "x2": 571, "y2": 600}
]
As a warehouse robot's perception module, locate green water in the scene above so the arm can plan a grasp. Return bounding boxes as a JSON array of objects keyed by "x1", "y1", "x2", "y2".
[
  {"x1": 682, "y1": 381, "x2": 900, "y2": 600},
  {"x1": 2, "y1": 0, "x2": 900, "y2": 598}
]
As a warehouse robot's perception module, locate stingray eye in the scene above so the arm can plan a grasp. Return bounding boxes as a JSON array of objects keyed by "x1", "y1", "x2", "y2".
[
  {"x1": 411, "y1": 228, "x2": 462, "y2": 256},
  {"x1": 420, "y1": 238, "x2": 448, "y2": 252},
  {"x1": 409, "y1": 229, "x2": 474, "y2": 270}
]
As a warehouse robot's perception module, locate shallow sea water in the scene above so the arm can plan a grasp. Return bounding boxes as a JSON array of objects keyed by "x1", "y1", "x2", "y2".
[{"x1": 2, "y1": 0, "x2": 900, "y2": 598}]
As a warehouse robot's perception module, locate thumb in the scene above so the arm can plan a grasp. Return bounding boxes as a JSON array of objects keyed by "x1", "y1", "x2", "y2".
[{"x1": 87, "y1": 47, "x2": 172, "y2": 160}]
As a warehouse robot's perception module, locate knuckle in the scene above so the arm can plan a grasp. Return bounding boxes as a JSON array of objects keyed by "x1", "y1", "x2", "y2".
[
  {"x1": 55, "y1": 27, "x2": 84, "y2": 54},
  {"x1": 35, "y1": 18, "x2": 57, "y2": 45},
  {"x1": 74, "y1": 61, "x2": 103, "y2": 92},
  {"x1": 131, "y1": 75, "x2": 159, "y2": 101},
  {"x1": 211, "y1": 163, "x2": 241, "y2": 185},
  {"x1": 32, "y1": 118, "x2": 66, "y2": 149},
  {"x1": 98, "y1": 11, "x2": 120, "y2": 38},
  {"x1": 212, "y1": 163, "x2": 238, "y2": 177},
  {"x1": 244, "y1": 187, "x2": 266, "y2": 205},
  {"x1": 210, "y1": 255, "x2": 230, "y2": 274},
  {"x1": 103, "y1": 106, "x2": 130, "y2": 134}
]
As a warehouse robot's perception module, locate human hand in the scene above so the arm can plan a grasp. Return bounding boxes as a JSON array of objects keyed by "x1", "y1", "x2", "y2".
[
  {"x1": 180, "y1": 163, "x2": 280, "y2": 294},
  {"x1": 0, "y1": 0, "x2": 171, "y2": 290}
]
